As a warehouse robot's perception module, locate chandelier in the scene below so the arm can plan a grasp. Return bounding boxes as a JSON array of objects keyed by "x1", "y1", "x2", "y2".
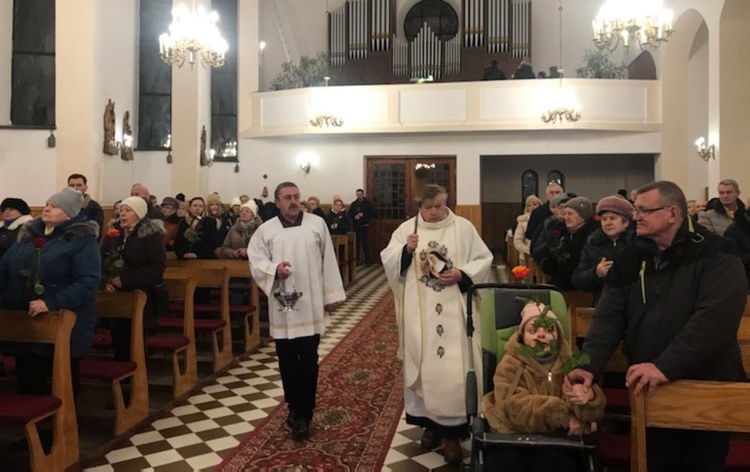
[
  {"x1": 308, "y1": 77, "x2": 344, "y2": 128},
  {"x1": 592, "y1": 0, "x2": 674, "y2": 52},
  {"x1": 159, "y1": 2, "x2": 228, "y2": 69},
  {"x1": 541, "y1": 0, "x2": 581, "y2": 125}
]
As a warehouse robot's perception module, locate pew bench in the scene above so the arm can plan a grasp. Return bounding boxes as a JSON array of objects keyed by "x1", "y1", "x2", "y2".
[
  {"x1": 79, "y1": 290, "x2": 149, "y2": 435},
  {"x1": 166, "y1": 258, "x2": 261, "y2": 353},
  {"x1": 0, "y1": 309, "x2": 78, "y2": 471},
  {"x1": 163, "y1": 266, "x2": 233, "y2": 371}
]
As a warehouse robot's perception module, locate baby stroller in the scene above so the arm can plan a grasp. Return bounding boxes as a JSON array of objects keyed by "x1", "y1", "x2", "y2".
[{"x1": 464, "y1": 283, "x2": 596, "y2": 472}]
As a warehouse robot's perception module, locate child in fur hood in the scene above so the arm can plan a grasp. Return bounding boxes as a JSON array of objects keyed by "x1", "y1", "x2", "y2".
[{"x1": 481, "y1": 302, "x2": 606, "y2": 471}]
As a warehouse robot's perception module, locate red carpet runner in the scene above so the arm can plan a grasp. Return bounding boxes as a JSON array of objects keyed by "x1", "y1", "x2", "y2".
[{"x1": 217, "y1": 295, "x2": 403, "y2": 471}]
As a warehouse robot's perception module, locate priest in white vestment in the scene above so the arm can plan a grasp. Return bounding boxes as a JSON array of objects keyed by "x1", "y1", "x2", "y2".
[
  {"x1": 381, "y1": 184, "x2": 492, "y2": 465},
  {"x1": 248, "y1": 182, "x2": 346, "y2": 441}
]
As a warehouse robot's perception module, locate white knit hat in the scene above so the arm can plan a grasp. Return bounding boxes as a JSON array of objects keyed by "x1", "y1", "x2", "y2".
[
  {"x1": 241, "y1": 200, "x2": 259, "y2": 217},
  {"x1": 120, "y1": 196, "x2": 148, "y2": 220}
]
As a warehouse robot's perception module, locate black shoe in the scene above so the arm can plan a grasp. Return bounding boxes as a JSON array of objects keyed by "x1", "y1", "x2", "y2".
[
  {"x1": 286, "y1": 410, "x2": 296, "y2": 429},
  {"x1": 290, "y1": 417, "x2": 309, "y2": 441}
]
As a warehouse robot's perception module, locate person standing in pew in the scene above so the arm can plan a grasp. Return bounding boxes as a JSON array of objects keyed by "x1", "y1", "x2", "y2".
[
  {"x1": 174, "y1": 197, "x2": 219, "y2": 259},
  {"x1": 0, "y1": 188, "x2": 101, "y2": 396},
  {"x1": 566, "y1": 181, "x2": 747, "y2": 471},
  {"x1": 101, "y1": 196, "x2": 167, "y2": 361},
  {"x1": 248, "y1": 182, "x2": 346, "y2": 441}
]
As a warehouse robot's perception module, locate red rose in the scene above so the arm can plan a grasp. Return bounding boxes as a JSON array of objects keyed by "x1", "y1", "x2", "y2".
[
  {"x1": 107, "y1": 229, "x2": 121, "y2": 238},
  {"x1": 32, "y1": 237, "x2": 46, "y2": 249},
  {"x1": 511, "y1": 265, "x2": 531, "y2": 282}
]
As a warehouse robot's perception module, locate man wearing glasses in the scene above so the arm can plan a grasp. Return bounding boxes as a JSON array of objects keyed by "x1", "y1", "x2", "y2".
[{"x1": 566, "y1": 180, "x2": 746, "y2": 470}]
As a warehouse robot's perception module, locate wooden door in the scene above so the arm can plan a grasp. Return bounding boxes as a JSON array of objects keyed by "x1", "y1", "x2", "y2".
[{"x1": 366, "y1": 156, "x2": 456, "y2": 263}]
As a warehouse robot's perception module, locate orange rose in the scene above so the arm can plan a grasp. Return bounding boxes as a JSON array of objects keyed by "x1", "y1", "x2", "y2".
[{"x1": 511, "y1": 265, "x2": 531, "y2": 282}]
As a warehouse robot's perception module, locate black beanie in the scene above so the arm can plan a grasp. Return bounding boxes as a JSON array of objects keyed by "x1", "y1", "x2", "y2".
[{"x1": 1, "y1": 197, "x2": 31, "y2": 215}]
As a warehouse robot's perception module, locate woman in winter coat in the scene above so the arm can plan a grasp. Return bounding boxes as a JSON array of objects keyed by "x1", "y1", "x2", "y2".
[
  {"x1": 572, "y1": 195, "x2": 635, "y2": 305},
  {"x1": 160, "y1": 197, "x2": 180, "y2": 251},
  {"x1": 532, "y1": 197, "x2": 599, "y2": 290},
  {"x1": 101, "y1": 196, "x2": 167, "y2": 361},
  {"x1": 0, "y1": 188, "x2": 101, "y2": 395},
  {"x1": 0, "y1": 198, "x2": 33, "y2": 259},
  {"x1": 326, "y1": 195, "x2": 352, "y2": 235},
  {"x1": 482, "y1": 302, "x2": 606, "y2": 472},
  {"x1": 220, "y1": 200, "x2": 262, "y2": 259},
  {"x1": 174, "y1": 197, "x2": 219, "y2": 259},
  {"x1": 513, "y1": 195, "x2": 542, "y2": 265}
]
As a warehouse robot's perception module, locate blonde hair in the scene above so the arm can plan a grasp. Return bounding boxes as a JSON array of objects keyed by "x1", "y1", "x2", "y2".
[{"x1": 524, "y1": 195, "x2": 542, "y2": 213}]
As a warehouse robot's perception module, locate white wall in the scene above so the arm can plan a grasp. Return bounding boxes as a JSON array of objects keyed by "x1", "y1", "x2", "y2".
[
  {"x1": 0, "y1": 130, "x2": 58, "y2": 203},
  {"x1": 686, "y1": 20, "x2": 709, "y2": 200}
]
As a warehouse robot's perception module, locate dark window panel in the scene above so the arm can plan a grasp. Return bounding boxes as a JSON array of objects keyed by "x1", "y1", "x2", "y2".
[
  {"x1": 210, "y1": 115, "x2": 237, "y2": 162},
  {"x1": 13, "y1": 0, "x2": 55, "y2": 53},
  {"x1": 137, "y1": 95, "x2": 171, "y2": 149},
  {"x1": 11, "y1": 53, "x2": 55, "y2": 126},
  {"x1": 139, "y1": 43, "x2": 172, "y2": 95},
  {"x1": 210, "y1": 0, "x2": 237, "y2": 164},
  {"x1": 211, "y1": 72, "x2": 237, "y2": 115}
]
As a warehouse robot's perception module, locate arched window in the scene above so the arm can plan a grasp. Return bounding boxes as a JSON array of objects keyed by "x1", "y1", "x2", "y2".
[
  {"x1": 211, "y1": 0, "x2": 238, "y2": 163},
  {"x1": 404, "y1": 0, "x2": 459, "y2": 42},
  {"x1": 547, "y1": 170, "x2": 565, "y2": 188},
  {"x1": 521, "y1": 170, "x2": 538, "y2": 204}
]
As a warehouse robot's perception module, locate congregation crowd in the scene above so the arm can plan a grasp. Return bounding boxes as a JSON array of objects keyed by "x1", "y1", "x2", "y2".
[{"x1": 1, "y1": 174, "x2": 748, "y2": 471}]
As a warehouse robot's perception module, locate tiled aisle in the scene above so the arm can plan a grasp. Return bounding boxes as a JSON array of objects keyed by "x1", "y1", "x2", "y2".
[{"x1": 83, "y1": 265, "x2": 467, "y2": 472}]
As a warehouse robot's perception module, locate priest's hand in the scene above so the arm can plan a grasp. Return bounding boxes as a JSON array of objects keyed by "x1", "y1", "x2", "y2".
[
  {"x1": 406, "y1": 233, "x2": 419, "y2": 253},
  {"x1": 438, "y1": 267, "x2": 462, "y2": 285},
  {"x1": 276, "y1": 261, "x2": 293, "y2": 279}
]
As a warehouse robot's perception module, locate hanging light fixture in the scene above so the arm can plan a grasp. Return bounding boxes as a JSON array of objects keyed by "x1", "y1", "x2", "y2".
[
  {"x1": 159, "y1": 1, "x2": 228, "y2": 69},
  {"x1": 542, "y1": 0, "x2": 581, "y2": 125},
  {"x1": 592, "y1": 0, "x2": 674, "y2": 52},
  {"x1": 309, "y1": 77, "x2": 344, "y2": 128}
]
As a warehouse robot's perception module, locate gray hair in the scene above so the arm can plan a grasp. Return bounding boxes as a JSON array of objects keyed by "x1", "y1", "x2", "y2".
[
  {"x1": 417, "y1": 184, "x2": 448, "y2": 204},
  {"x1": 719, "y1": 179, "x2": 740, "y2": 192},
  {"x1": 274, "y1": 181, "x2": 298, "y2": 200}
]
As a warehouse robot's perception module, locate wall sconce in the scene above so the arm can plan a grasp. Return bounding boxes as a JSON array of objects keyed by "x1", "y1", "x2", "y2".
[
  {"x1": 259, "y1": 41, "x2": 266, "y2": 64},
  {"x1": 299, "y1": 161, "x2": 312, "y2": 174},
  {"x1": 47, "y1": 131, "x2": 56, "y2": 148},
  {"x1": 695, "y1": 137, "x2": 715, "y2": 161}
]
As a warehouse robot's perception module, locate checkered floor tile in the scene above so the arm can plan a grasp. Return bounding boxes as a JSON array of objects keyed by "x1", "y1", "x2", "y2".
[{"x1": 79, "y1": 265, "x2": 468, "y2": 471}]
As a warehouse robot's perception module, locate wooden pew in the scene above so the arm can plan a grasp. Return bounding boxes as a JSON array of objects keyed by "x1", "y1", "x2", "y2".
[
  {"x1": 79, "y1": 290, "x2": 149, "y2": 435},
  {"x1": 166, "y1": 258, "x2": 261, "y2": 353},
  {"x1": 152, "y1": 277, "x2": 198, "y2": 397},
  {"x1": 0, "y1": 310, "x2": 78, "y2": 471},
  {"x1": 163, "y1": 266, "x2": 233, "y2": 371},
  {"x1": 331, "y1": 233, "x2": 356, "y2": 286},
  {"x1": 630, "y1": 380, "x2": 750, "y2": 472}
]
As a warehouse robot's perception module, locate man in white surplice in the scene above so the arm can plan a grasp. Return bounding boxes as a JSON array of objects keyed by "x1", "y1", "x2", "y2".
[
  {"x1": 381, "y1": 184, "x2": 492, "y2": 465},
  {"x1": 248, "y1": 182, "x2": 346, "y2": 441}
]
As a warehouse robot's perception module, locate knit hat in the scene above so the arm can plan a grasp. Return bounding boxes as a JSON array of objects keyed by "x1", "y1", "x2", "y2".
[
  {"x1": 120, "y1": 196, "x2": 148, "y2": 221},
  {"x1": 549, "y1": 193, "x2": 572, "y2": 209},
  {"x1": 47, "y1": 187, "x2": 83, "y2": 218},
  {"x1": 596, "y1": 195, "x2": 634, "y2": 222},
  {"x1": 1, "y1": 197, "x2": 31, "y2": 215},
  {"x1": 519, "y1": 302, "x2": 564, "y2": 341},
  {"x1": 231, "y1": 197, "x2": 242, "y2": 207},
  {"x1": 332, "y1": 193, "x2": 343, "y2": 204},
  {"x1": 206, "y1": 193, "x2": 222, "y2": 205},
  {"x1": 161, "y1": 197, "x2": 179, "y2": 210},
  {"x1": 241, "y1": 200, "x2": 259, "y2": 217},
  {"x1": 564, "y1": 197, "x2": 594, "y2": 221}
]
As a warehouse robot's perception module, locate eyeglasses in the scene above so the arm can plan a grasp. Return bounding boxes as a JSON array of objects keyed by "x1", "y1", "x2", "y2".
[{"x1": 633, "y1": 206, "x2": 665, "y2": 216}]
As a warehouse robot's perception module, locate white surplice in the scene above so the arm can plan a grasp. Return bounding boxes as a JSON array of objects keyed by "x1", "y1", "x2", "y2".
[
  {"x1": 381, "y1": 209, "x2": 492, "y2": 422},
  {"x1": 248, "y1": 213, "x2": 346, "y2": 340}
]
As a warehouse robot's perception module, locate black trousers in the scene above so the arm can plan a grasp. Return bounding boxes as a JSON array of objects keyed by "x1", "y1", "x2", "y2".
[
  {"x1": 16, "y1": 351, "x2": 81, "y2": 398},
  {"x1": 275, "y1": 334, "x2": 320, "y2": 422},
  {"x1": 354, "y1": 225, "x2": 370, "y2": 264},
  {"x1": 647, "y1": 428, "x2": 729, "y2": 472}
]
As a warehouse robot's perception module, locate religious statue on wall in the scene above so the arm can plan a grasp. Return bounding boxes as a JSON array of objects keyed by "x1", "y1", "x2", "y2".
[
  {"x1": 120, "y1": 111, "x2": 134, "y2": 161},
  {"x1": 103, "y1": 99, "x2": 118, "y2": 155},
  {"x1": 200, "y1": 125, "x2": 209, "y2": 166}
]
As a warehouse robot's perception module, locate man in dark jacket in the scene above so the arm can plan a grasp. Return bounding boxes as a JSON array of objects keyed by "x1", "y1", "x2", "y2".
[
  {"x1": 567, "y1": 181, "x2": 747, "y2": 470},
  {"x1": 348, "y1": 189, "x2": 375, "y2": 264},
  {"x1": 525, "y1": 183, "x2": 564, "y2": 244},
  {"x1": 68, "y1": 173, "x2": 104, "y2": 237}
]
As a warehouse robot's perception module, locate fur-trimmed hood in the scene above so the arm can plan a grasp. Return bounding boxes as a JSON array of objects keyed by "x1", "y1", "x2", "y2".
[
  {"x1": 18, "y1": 215, "x2": 99, "y2": 243},
  {"x1": 0, "y1": 214, "x2": 33, "y2": 231}
]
